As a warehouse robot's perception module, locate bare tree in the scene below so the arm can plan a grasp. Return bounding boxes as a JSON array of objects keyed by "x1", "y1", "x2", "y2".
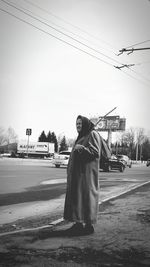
[
  {"x1": 0, "y1": 127, "x2": 18, "y2": 145},
  {"x1": 0, "y1": 127, "x2": 5, "y2": 145},
  {"x1": 135, "y1": 128, "x2": 145, "y2": 161},
  {"x1": 122, "y1": 128, "x2": 136, "y2": 158},
  {"x1": 67, "y1": 137, "x2": 75, "y2": 148},
  {"x1": 7, "y1": 127, "x2": 18, "y2": 144},
  {"x1": 115, "y1": 127, "x2": 149, "y2": 160}
]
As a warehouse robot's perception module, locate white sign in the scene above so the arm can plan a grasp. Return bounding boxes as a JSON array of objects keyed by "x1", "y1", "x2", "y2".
[{"x1": 17, "y1": 142, "x2": 54, "y2": 154}]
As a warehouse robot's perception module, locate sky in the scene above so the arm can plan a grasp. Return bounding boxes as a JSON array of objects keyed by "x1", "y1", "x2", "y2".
[{"x1": 0, "y1": 0, "x2": 150, "y2": 143}]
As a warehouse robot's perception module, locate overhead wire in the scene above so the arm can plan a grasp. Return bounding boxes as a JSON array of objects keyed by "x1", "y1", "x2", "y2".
[
  {"x1": 0, "y1": 0, "x2": 126, "y2": 67},
  {"x1": 127, "y1": 68, "x2": 150, "y2": 83},
  {"x1": 0, "y1": 7, "x2": 115, "y2": 67},
  {"x1": 120, "y1": 68, "x2": 150, "y2": 87},
  {"x1": 23, "y1": 0, "x2": 119, "y2": 56},
  {"x1": 0, "y1": 1, "x2": 150, "y2": 87},
  {"x1": 6, "y1": 0, "x2": 112, "y2": 56},
  {"x1": 13, "y1": 0, "x2": 150, "y2": 83},
  {"x1": 124, "y1": 39, "x2": 150, "y2": 49},
  {"x1": 23, "y1": 0, "x2": 150, "y2": 84},
  {"x1": 4, "y1": 0, "x2": 145, "y2": 71},
  {"x1": 135, "y1": 61, "x2": 150, "y2": 65}
]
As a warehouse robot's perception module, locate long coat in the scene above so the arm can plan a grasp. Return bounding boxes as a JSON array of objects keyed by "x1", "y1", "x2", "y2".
[{"x1": 64, "y1": 130, "x2": 101, "y2": 224}]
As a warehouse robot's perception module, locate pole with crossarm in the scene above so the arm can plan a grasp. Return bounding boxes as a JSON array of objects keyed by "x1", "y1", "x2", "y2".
[{"x1": 94, "y1": 106, "x2": 117, "y2": 127}]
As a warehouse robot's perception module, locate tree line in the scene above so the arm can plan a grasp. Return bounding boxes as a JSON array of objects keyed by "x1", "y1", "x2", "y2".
[
  {"x1": 111, "y1": 127, "x2": 150, "y2": 161},
  {"x1": 38, "y1": 130, "x2": 69, "y2": 152},
  {"x1": 0, "y1": 126, "x2": 150, "y2": 160}
]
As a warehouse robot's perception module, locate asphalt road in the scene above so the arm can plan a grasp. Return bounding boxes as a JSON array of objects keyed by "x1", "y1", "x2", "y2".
[
  {"x1": 0, "y1": 158, "x2": 66, "y2": 194},
  {"x1": 0, "y1": 158, "x2": 149, "y2": 207}
]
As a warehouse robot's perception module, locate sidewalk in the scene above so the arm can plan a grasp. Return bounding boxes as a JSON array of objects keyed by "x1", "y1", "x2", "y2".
[{"x1": 0, "y1": 180, "x2": 150, "y2": 266}]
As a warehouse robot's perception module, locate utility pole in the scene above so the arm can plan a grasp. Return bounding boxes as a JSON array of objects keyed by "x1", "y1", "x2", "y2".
[
  {"x1": 94, "y1": 107, "x2": 117, "y2": 127},
  {"x1": 107, "y1": 129, "x2": 112, "y2": 150},
  {"x1": 140, "y1": 143, "x2": 143, "y2": 162},
  {"x1": 136, "y1": 142, "x2": 138, "y2": 163}
]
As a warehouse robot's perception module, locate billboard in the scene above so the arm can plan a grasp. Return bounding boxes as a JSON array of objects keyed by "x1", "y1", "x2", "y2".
[{"x1": 91, "y1": 116, "x2": 126, "y2": 131}]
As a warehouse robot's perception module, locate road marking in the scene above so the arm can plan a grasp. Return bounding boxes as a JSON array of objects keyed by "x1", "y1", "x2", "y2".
[{"x1": 1, "y1": 180, "x2": 150, "y2": 237}]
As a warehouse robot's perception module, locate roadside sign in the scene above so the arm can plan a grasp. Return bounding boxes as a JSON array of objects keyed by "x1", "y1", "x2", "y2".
[
  {"x1": 91, "y1": 116, "x2": 126, "y2": 131},
  {"x1": 26, "y1": 128, "x2": 32, "y2": 136}
]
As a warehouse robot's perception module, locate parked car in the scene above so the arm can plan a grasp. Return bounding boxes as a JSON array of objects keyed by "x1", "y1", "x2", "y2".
[
  {"x1": 146, "y1": 159, "x2": 150, "y2": 167},
  {"x1": 52, "y1": 151, "x2": 71, "y2": 168},
  {"x1": 100, "y1": 154, "x2": 126, "y2": 172},
  {"x1": 116, "y1": 154, "x2": 132, "y2": 168}
]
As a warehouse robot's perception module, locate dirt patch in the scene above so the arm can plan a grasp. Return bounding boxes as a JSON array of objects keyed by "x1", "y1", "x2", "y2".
[
  {"x1": 0, "y1": 246, "x2": 149, "y2": 267},
  {"x1": 136, "y1": 209, "x2": 150, "y2": 224}
]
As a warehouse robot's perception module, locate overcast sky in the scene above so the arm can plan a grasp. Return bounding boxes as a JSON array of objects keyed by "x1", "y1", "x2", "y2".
[{"x1": 0, "y1": 0, "x2": 150, "y2": 142}]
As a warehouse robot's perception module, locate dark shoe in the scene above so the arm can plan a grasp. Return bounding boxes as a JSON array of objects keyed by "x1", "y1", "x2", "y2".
[
  {"x1": 84, "y1": 224, "x2": 94, "y2": 235},
  {"x1": 67, "y1": 223, "x2": 84, "y2": 236}
]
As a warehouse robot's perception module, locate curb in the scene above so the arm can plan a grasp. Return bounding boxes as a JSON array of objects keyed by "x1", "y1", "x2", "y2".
[{"x1": 0, "y1": 180, "x2": 150, "y2": 237}]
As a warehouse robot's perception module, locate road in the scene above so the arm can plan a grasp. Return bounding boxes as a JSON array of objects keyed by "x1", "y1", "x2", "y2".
[
  {"x1": 0, "y1": 158, "x2": 149, "y2": 204},
  {"x1": 0, "y1": 157, "x2": 149, "y2": 227},
  {"x1": 0, "y1": 158, "x2": 67, "y2": 195},
  {"x1": 0, "y1": 157, "x2": 149, "y2": 198}
]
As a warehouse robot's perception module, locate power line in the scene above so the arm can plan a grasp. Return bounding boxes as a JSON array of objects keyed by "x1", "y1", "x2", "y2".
[
  {"x1": 9, "y1": 0, "x2": 122, "y2": 63},
  {"x1": 0, "y1": 7, "x2": 115, "y2": 67},
  {"x1": 128, "y1": 68, "x2": 150, "y2": 84},
  {"x1": 120, "y1": 68, "x2": 150, "y2": 87},
  {"x1": 135, "y1": 61, "x2": 150, "y2": 65},
  {"x1": 114, "y1": 60, "x2": 150, "y2": 83},
  {"x1": 1, "y1": 0, "x2": 125, "y2": 66},
  {"x1": 0, "y1": 3, "x2": 149, "y2": 87},
  {"x1": 21, "y1": 0, "x2": 150, "y2": 69},
  {"x1": 115, "y1": 63, "x2": 150, "y2": 85},
  {"x1": 124, "y1": 39, "x2": 150, "y2": 49},
  {"x1": 23, "y1": 0, "x2": 119, "y2": 55},
  {"x1": 9, "y1": 0, "x2": 113, "y2": 56}
]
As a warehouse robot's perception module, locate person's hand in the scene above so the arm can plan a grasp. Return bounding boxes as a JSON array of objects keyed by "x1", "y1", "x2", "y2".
[{"x1": 74, "y1": 144, "x2": 84, "y2": 153}]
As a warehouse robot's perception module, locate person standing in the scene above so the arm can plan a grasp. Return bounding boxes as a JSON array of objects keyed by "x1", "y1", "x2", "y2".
[{"x1": 64, "y1": 115, "x2": 101, "y2": 235}]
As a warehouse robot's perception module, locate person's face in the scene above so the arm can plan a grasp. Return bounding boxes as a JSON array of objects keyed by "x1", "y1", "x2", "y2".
[{"x1": 76, "y1": 118, "x2": 82, "y2": 133}]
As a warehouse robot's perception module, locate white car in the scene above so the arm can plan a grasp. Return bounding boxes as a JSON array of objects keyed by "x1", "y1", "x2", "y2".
[
  {"x1": 52, "y1": 151, "x2": 71, "y2": 168},
  {"x1": 116, "y1": 154, "x2": 132, "y2": 168}
]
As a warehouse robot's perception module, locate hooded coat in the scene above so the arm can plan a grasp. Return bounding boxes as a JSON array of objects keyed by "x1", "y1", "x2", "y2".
[{"x1": 64, "y1": 115, "x2": 101, "y2": 224}]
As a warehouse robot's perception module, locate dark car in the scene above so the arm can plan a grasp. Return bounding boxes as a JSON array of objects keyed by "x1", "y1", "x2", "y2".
[
  {"x1": 146, "y1": 159, "x2": 150, "y2": 167},
  {"x1": 100, "y1": 154, "x2": 126, "y2": 172}
]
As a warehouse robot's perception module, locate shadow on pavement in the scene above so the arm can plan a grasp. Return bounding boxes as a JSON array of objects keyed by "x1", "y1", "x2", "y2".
[{"x1": 31, "y1": 226, "x2": 88, "y2": 242}]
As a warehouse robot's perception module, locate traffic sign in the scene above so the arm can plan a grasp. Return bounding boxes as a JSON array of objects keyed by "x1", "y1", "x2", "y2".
[{"x1": 26, "y1": 128, "x2": 32, "y2": 136}]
